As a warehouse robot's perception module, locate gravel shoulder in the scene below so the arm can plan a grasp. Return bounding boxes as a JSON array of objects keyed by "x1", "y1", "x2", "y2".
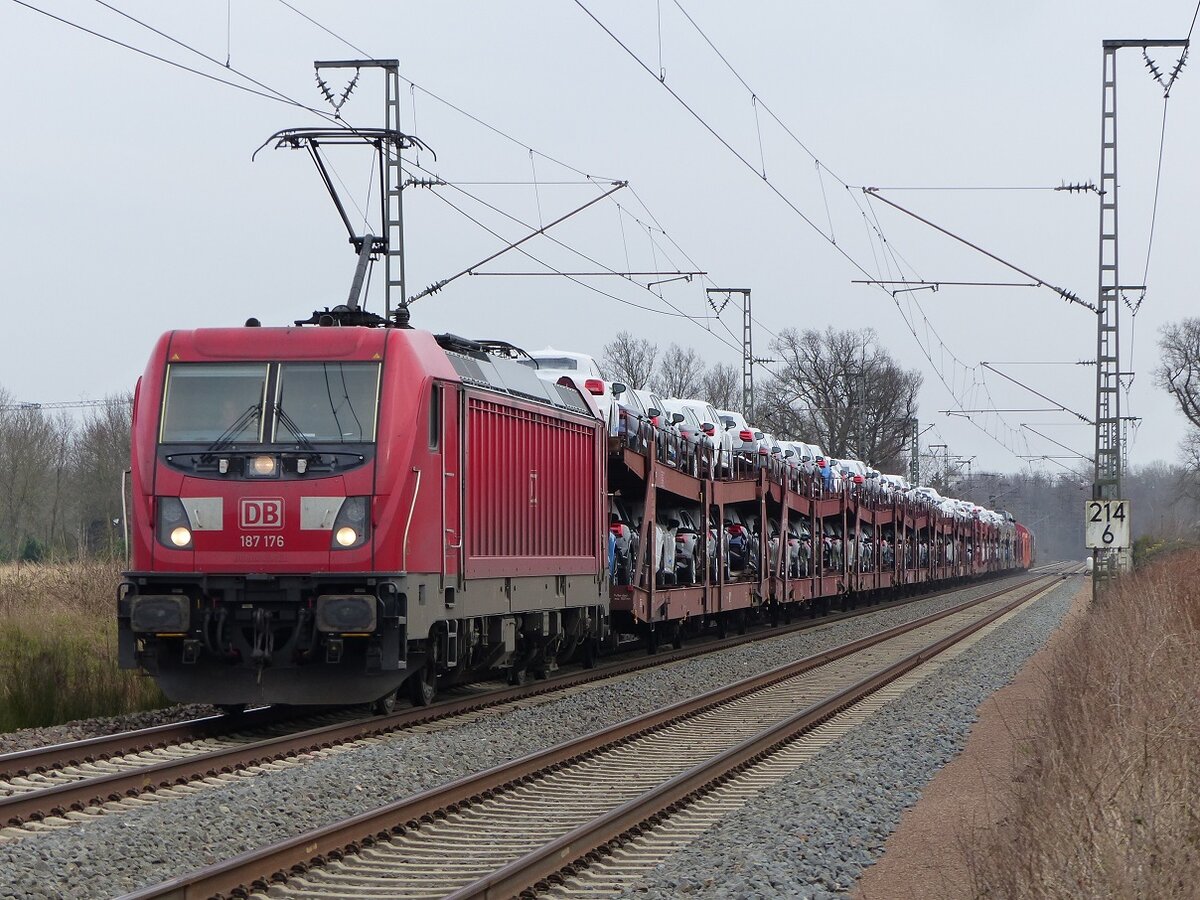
[
  {"x1": 619, "y1": 575, "x2": 1080, "y2": 899},
  {"x1": 0, "y1": 574, "x2": 1042, "y2": 900}
]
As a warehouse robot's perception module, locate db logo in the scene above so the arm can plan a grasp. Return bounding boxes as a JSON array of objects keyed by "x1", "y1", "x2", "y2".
[{"x1": 240, "y1": 498, "x2": 284, "y2": 529}]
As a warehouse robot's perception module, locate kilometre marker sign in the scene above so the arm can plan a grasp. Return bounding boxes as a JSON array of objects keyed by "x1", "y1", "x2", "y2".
[{"x1": 1084, "y1": 499, "x2": 1130, "y2": 550}]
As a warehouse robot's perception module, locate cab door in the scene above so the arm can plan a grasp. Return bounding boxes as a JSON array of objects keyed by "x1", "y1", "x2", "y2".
[{"x1": 438, "y1": 382, "x2": 462, "y2": 587}]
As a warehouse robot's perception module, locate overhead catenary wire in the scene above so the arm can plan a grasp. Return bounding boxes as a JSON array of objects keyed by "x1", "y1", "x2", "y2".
[
  {"x1": 648, "y1": 0, "x2": 1088, "y2": 463},
  {"x1": 863, "y1": 189, "x2": 1095, "y2": 312},
  {"x1": 403, "y1": 158, "x2": 720, "y2": 319},
  {"x1": 11, "y1": 0, "x2": 336, "y2": 117},
  {"x1": 577, "y1": 0, "x2": 1034, "y2": 445},
  {"x1": 22, "y1": 0, "x2": 1066, "y2": 468},
  {"x1": 417, "y1": 185, "x2": 744, "y2": 350},
  {"x1": 1124, "y1": 26, "x2": 1191, "y2": 434},
  {"x1": 274, "y1": 0, "x2": 620, "y2": 183},
  {"x1": 49, "y1": 0, "x2": 741, "y2": 345},
  {"x1": 276, "y1": 0, "x2": 1008, "y2": 415},
  {"x1": 408, "y1": 181, "x2": 628, "y2": 302},
  {"x1": 269, "y1": 0, "x2": 756, "y2": 353},
  {"x1": 402, "y1": 158, "x2": 742, "y2": 344}
]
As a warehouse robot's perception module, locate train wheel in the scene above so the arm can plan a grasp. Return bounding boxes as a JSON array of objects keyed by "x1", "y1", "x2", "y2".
[
  {"x1": 736, "y1": 611, "x2": 747, "y2": 636},
  {"x1": 217, "y1": 704, "x2": 246, "y2": 717},
  {"x1": 408, "y1": 663, "x2": 437, "y2": 707},
  {"x1": 507, "y1": 666, "x2": 528, "y2": 686},
  {"x1": 582, "y1": 637, "x2": 599, "y2": 669},
  {"x1": 672, "y1": 625, "x2": 684, "y2": 650},
  {"x1": 716, "y1": 615, "x2": 728, "y2": 639},
  {"x1": 372, "y1": 690, "x2": 398, "y2": 716}
]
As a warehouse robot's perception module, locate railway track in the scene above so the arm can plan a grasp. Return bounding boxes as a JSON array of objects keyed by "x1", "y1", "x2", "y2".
[
  {"x1": 119, "y1": 565, "x2": 1077, "y2": 900},
  {"x1": 0, "y1": 570, "x2": 1046, "y2": 837}
]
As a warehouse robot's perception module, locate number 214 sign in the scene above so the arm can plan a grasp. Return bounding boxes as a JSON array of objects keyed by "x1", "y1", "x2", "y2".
[{"x1": 1084, "y1": 500, "x2": 1130, "y2": 550}]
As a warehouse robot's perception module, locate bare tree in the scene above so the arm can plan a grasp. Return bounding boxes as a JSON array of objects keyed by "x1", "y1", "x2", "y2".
[
  {"x1": 701, "y1": 362, "x2": 741, "y2": 411},
  {"x1": 0, "y1": 392, "x2": 67, "y2": 559},
  {"x1": 756, "y1": 327, "x2": 921, "y2": 470},
  {"x1": 1156, "y1": 318, "x2": 1200, "y2": 476},
  {"x1": 72, "y1": 395, "x2": 133, "y2": 555},
  {"x1": 656, "y1": 344, "x2": 707, "y2": 399},
  {"x1": 601, "y1": 331, "x2": 658, "y2": 391}
]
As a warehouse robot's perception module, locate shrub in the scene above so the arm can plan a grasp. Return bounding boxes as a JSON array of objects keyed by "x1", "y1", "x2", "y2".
[
  {"x1": 18, "y1": 537, "x2": 45, "y2": 563},
  {"x1": 968, "y1": 551, "x2": 1200, "y2": 897},
  {"x1": 0, "y1": 559, "x2": 168, "y2": 731}
]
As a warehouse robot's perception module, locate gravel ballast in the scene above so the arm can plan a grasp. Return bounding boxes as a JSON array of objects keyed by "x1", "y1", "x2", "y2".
[
  {"x1": 623, "y1": 576, "x2": 1079, "y2": 899},
  {"x1": 0, "y1": 573, "x2": 1063, "y2": 900}
]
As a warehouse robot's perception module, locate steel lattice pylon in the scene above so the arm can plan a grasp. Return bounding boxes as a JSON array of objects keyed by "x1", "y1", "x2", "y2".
[
  {"x1": 1093, "y1": 39, "x2": 1187, "y2": 586},
  {"x1": 1094, "y1": 44, "x2": 1121, "y2": 518}
]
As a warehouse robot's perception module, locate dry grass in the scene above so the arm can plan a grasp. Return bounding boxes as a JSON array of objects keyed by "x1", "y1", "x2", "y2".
[
  {"x1": 968, "y1": 551, "x2": 1200, "y2": 898},
  {"x1": 0, "y1": 559, "x2": 167, "y2": 731}
]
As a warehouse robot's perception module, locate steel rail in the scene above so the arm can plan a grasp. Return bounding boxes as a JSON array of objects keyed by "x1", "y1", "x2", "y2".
[
  {"x1": 1, "y1": 569, "x2": 1033, "y2": 817},
  {"x1": 0, "y1": 706, "x2": 300, "y2": 780},
  {"x1": 118, "y1": 570, "x2": 1062, "y2": 900},
  {"x1": 451, "y1": 574, "x2": 1067, "y2": 898}
]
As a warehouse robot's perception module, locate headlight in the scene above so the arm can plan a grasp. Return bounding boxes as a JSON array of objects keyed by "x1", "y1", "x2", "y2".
[
  {"x1": 157, "y1": 497, "x2": 193, "y2": 549},
  {"x1": 249, "y1": 455, "x2": 277, "y2": 477},
  {"x1": 330, "y1": 497, "x2": 370, "y2": 550}
]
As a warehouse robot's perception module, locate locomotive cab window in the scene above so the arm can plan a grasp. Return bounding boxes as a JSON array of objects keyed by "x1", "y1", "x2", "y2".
[
  {"x1": 160, "y1": 363, "x2": 268, "y2": 443},
  {"x1": 274, "y1": 362, "x2": 380, "y2": 443},
  {"x1": 429, "y1": 383, "x2": 442, "y2": 450}
]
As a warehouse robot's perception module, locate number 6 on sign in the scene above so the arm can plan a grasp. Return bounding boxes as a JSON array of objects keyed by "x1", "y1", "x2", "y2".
[{"x1": 1084, "y1": 500, "x2": 1131, "y2": 549}]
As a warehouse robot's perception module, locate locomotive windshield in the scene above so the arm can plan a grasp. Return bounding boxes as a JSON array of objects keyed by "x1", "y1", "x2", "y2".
[
  {"x1": 159, "y1": 361, "x2": 380, "y2": 445},
  {"x1": 274, "y1": 362, "x2": 380, "y2": 442},
  {"x1": 160, "y1": 363, "x2": 268, "y2": 443}
]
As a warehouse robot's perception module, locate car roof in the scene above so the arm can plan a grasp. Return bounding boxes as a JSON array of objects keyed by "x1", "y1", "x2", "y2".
[{"x1": 529, "y1": 347, "x2": 597, "y2": 362}]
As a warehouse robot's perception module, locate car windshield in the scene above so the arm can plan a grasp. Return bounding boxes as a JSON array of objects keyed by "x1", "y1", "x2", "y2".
[
  {"x1": 160, "y1": 363, "x2": 268, "y2": 443},
  {"x1": 530, "y1": 357, "x2": 580, "y2": 371},
  {"x1": 275, "y1": 362, "x2": 380, "y2": 442}
]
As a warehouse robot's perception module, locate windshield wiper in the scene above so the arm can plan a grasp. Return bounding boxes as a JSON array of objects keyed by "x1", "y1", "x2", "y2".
[
  {"x1": 201, "y1": 404, "x2": 261, "y2": 459},
  {"x1": 273, "y1": 403, "x2": 319, "y2": 456}
]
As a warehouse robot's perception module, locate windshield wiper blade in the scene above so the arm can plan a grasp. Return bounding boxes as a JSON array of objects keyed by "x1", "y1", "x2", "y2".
[
  {"x1": 201, "y1": 404, "x2": 261, "y2": 458},
  {"x1": 274, "y1": 404, "x2": 319, "y2": 456}
]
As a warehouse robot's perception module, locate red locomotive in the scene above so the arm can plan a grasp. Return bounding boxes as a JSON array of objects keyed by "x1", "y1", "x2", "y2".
[{"x1": 119, "y1": 322, "x2": 608, "y2": 711}]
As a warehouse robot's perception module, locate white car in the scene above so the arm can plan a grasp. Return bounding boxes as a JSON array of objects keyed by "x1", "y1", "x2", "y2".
[
  {"x1": 757, "y1": 432, "x2": 785, "y2": 467},
  {"x1": 776, "y1": 440, "x2": 805, "y2": 471},
  {"x1": 666, "y1": 397, "x2": 735, "y2": 472},
  {"x1": 907, "y1": 486, "x2": 943, "y2": 506},
  {"x1": 718, "y1": 409, "x2": 760, "y2": 458},
  {"x1": 631, "y1": 387, "x2": 686, "y2": 466},
  {"x1": 838, "y1": 458, "x2": 867, "y2": 486},
  {"x1": 524, "y1": 348, "x2": 623, "y2": 435}
]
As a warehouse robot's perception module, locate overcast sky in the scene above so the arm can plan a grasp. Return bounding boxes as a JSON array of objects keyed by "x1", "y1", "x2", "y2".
[{"x1": 3, "y1": 1, "x2": 1198, "y2": 477}]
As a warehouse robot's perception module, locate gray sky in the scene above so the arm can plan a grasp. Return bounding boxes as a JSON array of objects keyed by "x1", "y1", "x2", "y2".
[{"x1": 3, "y1": 1, "x2": 1197, "y2": 476}]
